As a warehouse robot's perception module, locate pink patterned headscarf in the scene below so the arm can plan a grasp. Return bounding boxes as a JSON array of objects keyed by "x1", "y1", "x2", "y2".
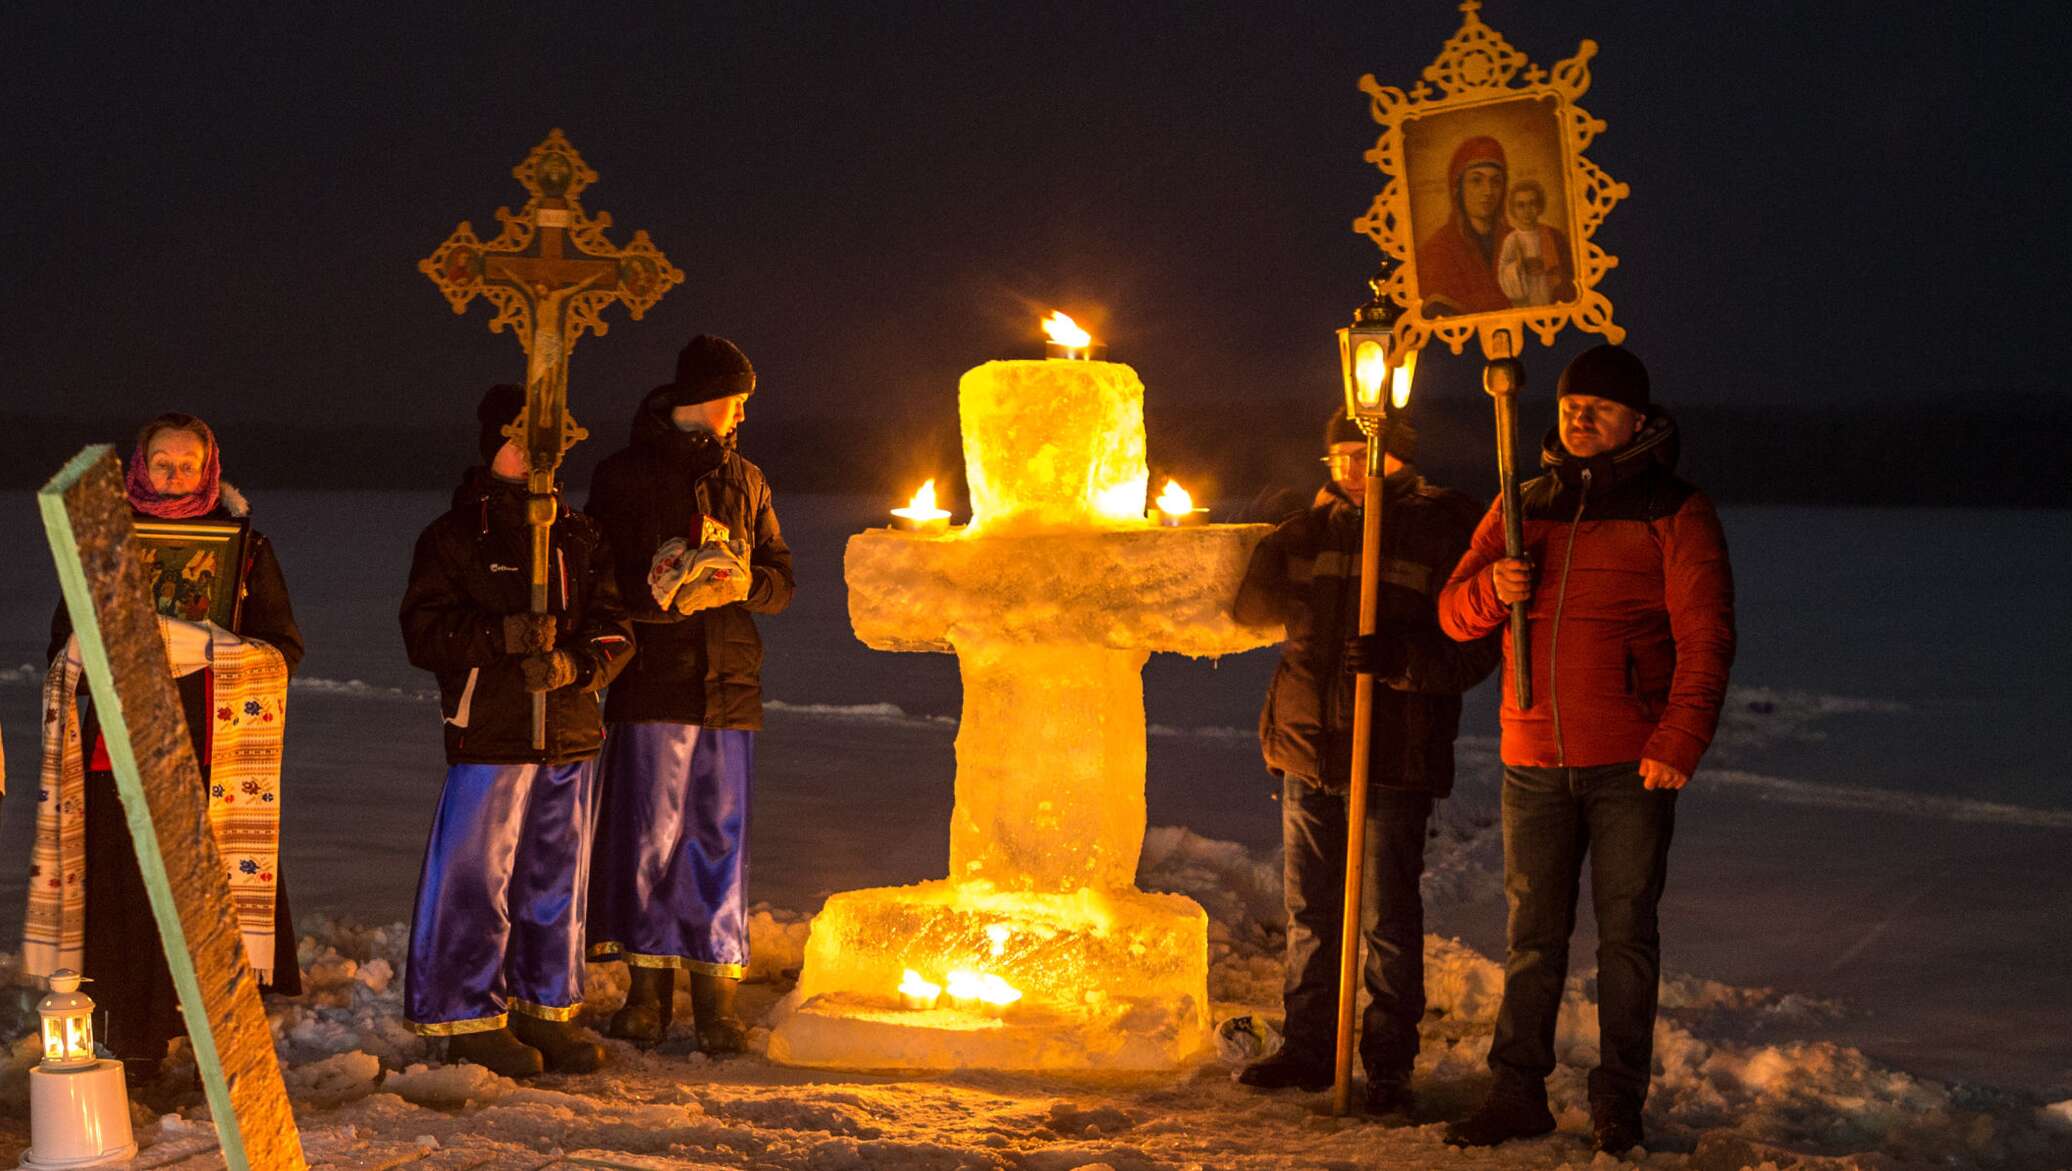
[{"x1": 125, "y1": 413, "x2": 222, "y2": 519}]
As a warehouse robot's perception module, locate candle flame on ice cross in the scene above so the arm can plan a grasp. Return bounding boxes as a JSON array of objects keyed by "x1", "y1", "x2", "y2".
[{"x1": 769, "y1": 315, "x2": 1283, "y2": 1071}]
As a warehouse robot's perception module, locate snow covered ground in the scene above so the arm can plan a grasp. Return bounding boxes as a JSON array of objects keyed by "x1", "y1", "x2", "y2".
[{"x1": 1, "y1": 494, "x2": 2069, "y2": 1167}]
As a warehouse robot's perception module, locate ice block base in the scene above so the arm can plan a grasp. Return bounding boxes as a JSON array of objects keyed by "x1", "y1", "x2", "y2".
[{"x1": 767, "y1": 879, "x2": 1209, "y2": 1071}]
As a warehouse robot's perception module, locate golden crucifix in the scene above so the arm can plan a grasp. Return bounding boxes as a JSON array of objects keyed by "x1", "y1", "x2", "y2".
[{"x1": 420, "y1": 129, "x2": 683, "y2": 746}]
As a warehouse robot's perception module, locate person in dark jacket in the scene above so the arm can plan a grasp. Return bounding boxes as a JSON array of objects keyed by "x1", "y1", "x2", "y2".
[
  {"x1": 1231, "y1": 408, "x2": 1499, "y2": 1117},
  {"x1": 1438, "y1": 345, "x2": 1734, "y2": 1156},
  {"x1": 34, "y1": 412, "x2": 304, "y2": 1084},
  {"x1": 583, "y1": 334, "x2": 795, "y2": 1052},
  {"x1": 398, "y1": 385, "x2": 634, "y2": 1078}
]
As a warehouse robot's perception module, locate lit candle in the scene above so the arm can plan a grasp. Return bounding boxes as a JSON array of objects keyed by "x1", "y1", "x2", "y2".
[
  {"x1": 943, "y1": 969, "x2": 1022, "y2": 1015},
  {"x1": 1041, "y1": 310, "x2": 1106, "y2": 361},
  {"x1": 891, "y1": 479, "x2": 953, "y2": 533},
  {"x1": 898, "y1": 968, "x2": 942, "y2": 1011},
  {"x1": 1154, "y1": 479, "x2": 1207, "y2": 527}
]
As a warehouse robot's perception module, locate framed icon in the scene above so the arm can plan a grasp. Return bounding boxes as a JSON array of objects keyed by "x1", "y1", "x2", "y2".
[
  {"x1": 1354, "y1": 4, "x2": 1628, "y2": 359},
  {"x1": 133, "y1": 518, "x2": 249, "y2": 628}
]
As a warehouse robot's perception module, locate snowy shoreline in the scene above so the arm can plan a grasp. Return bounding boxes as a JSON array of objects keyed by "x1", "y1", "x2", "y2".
[
  {"x1": 4, "y1": 836, "x2": 2069, "y2": 1169},
  {"x1": 2, "y1": 499, "x2": 2069, "y2": 1166}
]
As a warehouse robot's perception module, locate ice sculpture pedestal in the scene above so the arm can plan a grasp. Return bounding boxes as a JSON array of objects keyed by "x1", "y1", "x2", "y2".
[{"x1": 767, "y1": 360, "x2": 1281, "y2": 1071}]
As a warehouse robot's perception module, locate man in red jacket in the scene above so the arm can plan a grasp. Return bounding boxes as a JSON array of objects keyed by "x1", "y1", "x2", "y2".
[{"x1": 1436, "y1": 345, "x2": 1734, "y2": 1156}]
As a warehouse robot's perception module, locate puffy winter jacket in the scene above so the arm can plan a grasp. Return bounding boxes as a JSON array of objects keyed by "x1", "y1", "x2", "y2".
[
  {"x1": 1235, "y1": 472, "x2": 1500, "y2": 797},
  {"x1": 1438, "y1": 414, "x2": 1735, "y2": 776},
  {"x1": 399, "y1": 469, "x2": 634, "y2": 765},
  {"x1": 583, "y1": 388, "x2": 795, "y2": 729}
]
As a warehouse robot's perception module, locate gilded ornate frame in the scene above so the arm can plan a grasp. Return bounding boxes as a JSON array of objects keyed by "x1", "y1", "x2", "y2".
[{"x1": 1353, "y1": 1, "x2": 1628, "y2": 359}]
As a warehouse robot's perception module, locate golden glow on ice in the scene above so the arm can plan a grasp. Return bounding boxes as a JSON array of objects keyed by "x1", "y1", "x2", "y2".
[
  {"x1": 1041, "y1": 310, "x2": 1092, "y2": 349},
  {"x1": 1092, "y1": 481, "x2": 1148, "y2": 521},
  {"x1": 958, "y1": 359, "x2": 1150, "y2": 533}
]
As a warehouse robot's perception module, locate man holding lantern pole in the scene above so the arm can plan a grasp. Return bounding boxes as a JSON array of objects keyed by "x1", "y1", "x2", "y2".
[
  {"x1": 1438, "y1": 344, "x2": 1735, "y2": 1156},
  {"x1": 1232, "y1": 406, "x2": 1498, "y2": 1117}
]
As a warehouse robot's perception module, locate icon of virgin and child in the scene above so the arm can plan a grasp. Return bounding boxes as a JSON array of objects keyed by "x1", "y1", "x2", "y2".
[{"x1": 1413, "y1": 135, "x2": 1575, "y2": 317}]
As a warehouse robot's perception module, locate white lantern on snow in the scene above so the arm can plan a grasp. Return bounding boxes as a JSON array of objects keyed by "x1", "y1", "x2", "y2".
[{"x1": 24, "y1": 969, "x2": 137, "y2": 1169}]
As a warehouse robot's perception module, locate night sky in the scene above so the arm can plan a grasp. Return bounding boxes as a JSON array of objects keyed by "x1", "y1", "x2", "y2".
[{"x1": 7, "y1": 1, "x2": 2066, "y2": 440}]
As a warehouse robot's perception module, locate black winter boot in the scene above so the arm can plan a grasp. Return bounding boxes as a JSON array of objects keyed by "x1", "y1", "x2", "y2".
[
  {"x1": 1591, "y1": 1095, "x2": 1646, "y2": 1156},
  {"x1": 447, "y1": 1027, "x2": 545, "y2": 1079},
  {"x1": 1236, "y1": 1048, "x2": 1333, "y2": 1092},
  {"x1": 608, "y1": 966, "x2": 674, "y2": 1045},
  {"x1": 1361, "y1": 1074, "x2": 1417, "y2": 1123},
  {"x1": 1443, "y1": 1086, "x2": 1555, "y2": 1148},
  {"x1": 690, "y1": 971, "x2": 748, "y2": 1054},
  {"x1": 510, "y1": 1012, "x2": 608, "y2": 1073}
]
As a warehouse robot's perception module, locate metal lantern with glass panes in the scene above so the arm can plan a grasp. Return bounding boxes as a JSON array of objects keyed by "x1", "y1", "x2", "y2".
[
  {"x1": 1335, "y1": 258, "x2": 1418, "y2": 434},
  {"x1": 37, "y1": 969, "x2": 96, "y2": 1069}
]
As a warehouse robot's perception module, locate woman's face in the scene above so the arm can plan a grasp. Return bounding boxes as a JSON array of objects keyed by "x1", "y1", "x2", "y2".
[{"x1": 145, "y1": 429, "x2": 208, "y2": 497}]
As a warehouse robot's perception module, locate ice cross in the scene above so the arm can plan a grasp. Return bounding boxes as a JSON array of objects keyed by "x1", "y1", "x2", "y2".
[
  {"x1": 770, "y1": 357, "x2": 1281, "y2": 1071},
  {"x1": 38, "y1": 448, "x2": 305, "y2": 1171}
]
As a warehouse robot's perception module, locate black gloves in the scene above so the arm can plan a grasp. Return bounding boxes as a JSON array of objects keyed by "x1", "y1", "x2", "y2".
[
  {"x1": 501, "y1": 612, "x2": 557, "y2": 655},
  {"x1": 520, "y1": 650, "x2": 579, "y2": 692},
  {"x1": 1344, "y1": 630, "x2": 1408, "y2": 678}
]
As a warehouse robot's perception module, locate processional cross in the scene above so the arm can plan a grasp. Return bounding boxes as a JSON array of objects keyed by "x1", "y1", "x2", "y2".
[{"x1": 420, "y1": 129, "x2": 683, "y2": 745}]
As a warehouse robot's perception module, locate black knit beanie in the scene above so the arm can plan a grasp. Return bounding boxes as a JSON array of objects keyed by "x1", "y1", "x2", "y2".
[
  {"x1": 477, "y1": 384, "x2": 526, "y2": 465},
  {"x1": 1557, "y1": 344, "x2": 1650, "y2": 412},
  {"x1": 668, "y1": 334, "x2": 757, "y2": 406},
  {"x1": 1324, "y1": 406, "x2": 1419, "y2": 462}
]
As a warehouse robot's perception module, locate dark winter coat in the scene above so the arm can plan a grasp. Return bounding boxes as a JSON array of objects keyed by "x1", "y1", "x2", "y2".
[
  {"x1": 1234, "y1": 471, "x2": 1500, "y2": 797},
  {"x1": 399, "y1": 469, "x2": 634, "y2": 765},
  {"x1": 47, "y1": 483, "x2": 307, "y2": 1003},
  {"x1": 1438, "y1": 414, "x2": 1735, "y2": 776},
  {"x1": 584, "y1": 387, "x2": 795, "y2": 729}
]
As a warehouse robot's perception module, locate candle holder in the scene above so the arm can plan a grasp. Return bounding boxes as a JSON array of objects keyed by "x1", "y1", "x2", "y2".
[
  {"x1": 897, "y1": 970, "x2": 942, "y2": 1012},
  {"x1": 1042, "y1": 339, "x2": 1109, "y2": 362},
  {"x1": 892, "y1": 478, "x2": 954, "y2": 533},
  {"x1": 891, "y1": 510, "x2": 951, "y2": 535}
]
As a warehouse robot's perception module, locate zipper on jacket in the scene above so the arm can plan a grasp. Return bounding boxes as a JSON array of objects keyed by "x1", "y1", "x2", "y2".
[{"x1": 1547, "y1": 468, "x2": 1590, "y2": 764}]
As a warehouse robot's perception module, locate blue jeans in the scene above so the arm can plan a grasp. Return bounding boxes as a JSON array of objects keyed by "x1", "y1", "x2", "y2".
[
  {"x1": 1277, "y1": 774, "x2": 1432, "y2": 1080},
  {"x1": 1489, "y1": 762, "x2": 1677, "y2": 1104}
]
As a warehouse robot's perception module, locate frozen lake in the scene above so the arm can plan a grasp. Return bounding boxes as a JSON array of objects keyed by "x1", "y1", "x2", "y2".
[{"x1": 1, "y1": 489, "x2": 2068, "y2": 1097}]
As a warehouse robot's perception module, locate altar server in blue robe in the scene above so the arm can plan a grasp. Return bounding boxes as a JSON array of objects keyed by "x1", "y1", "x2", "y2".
[
  {"x1": 584, "y1": 335, "x2": 794, "y2": 1053},
  {"x1": 399, "y1": 385, "x2": 634, "y2": 1078}
]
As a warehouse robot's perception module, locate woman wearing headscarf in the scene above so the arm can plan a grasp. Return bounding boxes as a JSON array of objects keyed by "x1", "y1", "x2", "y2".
[{"x1": 26, "y1": 412, "x2": 304, "y2": 1082}]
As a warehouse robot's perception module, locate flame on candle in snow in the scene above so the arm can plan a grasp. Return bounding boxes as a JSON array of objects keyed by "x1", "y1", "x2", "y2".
[
  {"x1": 892, "y1": 479, "x2": 952, "y2": 521},
  {"x1": 1041, "y1": 310, "x2": 1092, "y2": 349},
  {"x1": 1155, "y1": 479, "x2": 1194, "y2": 515},
  {"x1": 945, "y1": 969, "x2": 1023, "y2": 1008},
  {"x1": 898, "y1": 968, "x2": 943, "y2": 1010}
]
